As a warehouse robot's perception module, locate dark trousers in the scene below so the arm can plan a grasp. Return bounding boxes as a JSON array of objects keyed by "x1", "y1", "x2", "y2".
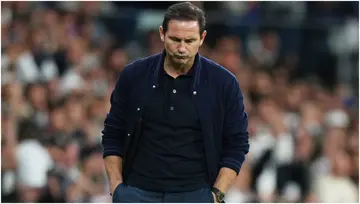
[{"x1": 112, "y1": 183, "x2": 214, "y2": 203}]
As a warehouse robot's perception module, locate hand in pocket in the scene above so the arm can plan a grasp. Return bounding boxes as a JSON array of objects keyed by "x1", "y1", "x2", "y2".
[{"x1": 112, "y1": 183, "x2": 125, "y2": 203}]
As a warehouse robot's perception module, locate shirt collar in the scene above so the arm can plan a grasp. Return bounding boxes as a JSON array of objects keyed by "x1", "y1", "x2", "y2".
[{"x1": 154, "y1": 50, "x2": 202, "y2": 90}]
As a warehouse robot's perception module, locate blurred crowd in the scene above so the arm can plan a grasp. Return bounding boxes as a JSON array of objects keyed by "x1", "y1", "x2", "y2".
[{"x1": 1, "y1": 1, "x2": 359, "y2": 203}]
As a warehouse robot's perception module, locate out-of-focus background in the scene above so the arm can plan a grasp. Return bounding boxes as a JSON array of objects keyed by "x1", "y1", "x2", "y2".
[{"x1": 1, "y1": 1, "x2": 359, "y2": 203}]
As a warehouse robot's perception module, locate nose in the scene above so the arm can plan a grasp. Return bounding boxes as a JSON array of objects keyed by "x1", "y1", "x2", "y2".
[{"x1": 178, "y1": 42, "x2": 187, "y2": 54}]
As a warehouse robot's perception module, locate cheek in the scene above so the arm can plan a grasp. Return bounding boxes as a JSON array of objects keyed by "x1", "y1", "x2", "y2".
[
  {"x1": 164, "y1": 42, "x2": 171, "y2": 49},
  {"x1": 164, "y1": 39, "x2": 172, "y2": 46},
  {"x1": 190, "y1": 44, "x2": 200, "y2": 52},
  {"x1": 189, "y1": 42, "x2": 201, "y2": 51},
  {"x1": 164, "y1": 42, "x2": 172, "y2": 52}
]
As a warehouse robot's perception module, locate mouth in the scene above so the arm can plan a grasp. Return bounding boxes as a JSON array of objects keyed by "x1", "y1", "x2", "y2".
[{"x1": 174, "y1": 56, "x2": 187, "y2": 60}]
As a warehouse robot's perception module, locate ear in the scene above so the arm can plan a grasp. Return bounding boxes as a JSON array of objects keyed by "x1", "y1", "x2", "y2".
[
  {"x1": 159, "y1": 26, "x2": 165, "y2": 42},
  {"x1": 199, "y1": 30, "x2": 207, "y2": 46}
]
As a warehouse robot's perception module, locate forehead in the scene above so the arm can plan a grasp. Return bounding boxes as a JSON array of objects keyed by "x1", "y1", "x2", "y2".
[{"x1": 166, "y1": 20, "x2": 200, "y2": 38}]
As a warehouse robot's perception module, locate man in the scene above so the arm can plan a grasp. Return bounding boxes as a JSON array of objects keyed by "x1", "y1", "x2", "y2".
[{"x1": 102, "y1": 2, "x2": 249, "y2": 203}]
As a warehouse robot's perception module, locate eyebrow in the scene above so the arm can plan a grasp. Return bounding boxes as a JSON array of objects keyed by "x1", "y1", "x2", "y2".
[{"x1": 169, "y1": 36, "x2": 197, "y2": 41}]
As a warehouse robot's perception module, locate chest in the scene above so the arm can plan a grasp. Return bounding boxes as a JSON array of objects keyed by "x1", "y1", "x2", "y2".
[
  {"x1": 126, "y1": 74, "x2": 224, "y2": 132},
  {"x1": 143, "y1": 75, "x2": 199, "y2": 128}
]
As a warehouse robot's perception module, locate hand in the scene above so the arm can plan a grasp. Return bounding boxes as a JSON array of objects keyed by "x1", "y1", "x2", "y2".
[
  {"x1": 212, "y1": 192, "x2": 218, "y2": 203},
  {"x1": 110, "y1": 181, "x2": 122, "y2": 196}
]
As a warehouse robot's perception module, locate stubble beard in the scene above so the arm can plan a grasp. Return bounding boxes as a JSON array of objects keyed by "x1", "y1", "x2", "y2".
[{"x1": 166, "y1": 54, "x2": 194, "y2": 74}]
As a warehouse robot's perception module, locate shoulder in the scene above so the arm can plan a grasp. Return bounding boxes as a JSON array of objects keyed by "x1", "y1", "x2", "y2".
[
  {"x1": 200, "y1": 55, "x2": 239, "y2": 86},
  {"x1": 121, "y1": 53, "x2": 161, "y2": 77}
]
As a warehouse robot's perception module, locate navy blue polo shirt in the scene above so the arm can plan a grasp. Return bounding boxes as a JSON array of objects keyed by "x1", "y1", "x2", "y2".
[{"x1": 126, "y1": 62, "x2": 208, "y2": 192}]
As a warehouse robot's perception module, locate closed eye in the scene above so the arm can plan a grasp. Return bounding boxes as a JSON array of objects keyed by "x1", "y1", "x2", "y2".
[
  {"x1": 185, "y1": 39, "x2": 195, "y2": 43},
  {"x1": 169, "y1": 37, "x2": 181, "y2": 42},
  {"x1": 169, "y1": 36, "x2": 197, "y2": 44}
]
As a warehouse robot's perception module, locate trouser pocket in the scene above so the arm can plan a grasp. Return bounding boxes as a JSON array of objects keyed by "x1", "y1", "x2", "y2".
[{"x1": 112, "y1": 183, "x2": 126, "y2": 203}]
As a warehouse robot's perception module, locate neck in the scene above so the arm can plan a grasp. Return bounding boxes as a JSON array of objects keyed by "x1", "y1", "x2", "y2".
[{"x1": 164, "y1": 55, "x2": 195, "y2": 77}]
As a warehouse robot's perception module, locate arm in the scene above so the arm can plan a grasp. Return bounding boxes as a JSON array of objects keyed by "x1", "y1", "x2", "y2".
[
  {"x1": 101, "y1": 68, "x2": 130, "y2": 194},
  {"x1": 213, "y1": 167, "x2": 237, "y2": 195},
  {"x1": 104, "y1": 156, "x2": 123, "y2": 195},
  {"x1": 215, "y1": 77, "x2": 250, "y2": 194}
]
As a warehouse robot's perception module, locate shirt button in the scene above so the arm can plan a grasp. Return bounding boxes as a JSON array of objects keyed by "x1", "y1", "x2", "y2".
[
  {"x1": 193, "y1": 91, "x2": 197, "y2": 95},
  {"x1": 173, "y1": 89, "x2": 177, "y2": 94},
  {"x1": 152, "y1": 85, "x2": 156, "y2": 88},
  {"x1": 127, "y1": 134, "x2": 131, "y2": 136},
  {"x1": 137, "y1": 108, "x2": 140, "y2": 111},
  {"x1": 170, "y1": 106, "x2": 174, "y2": 111}
]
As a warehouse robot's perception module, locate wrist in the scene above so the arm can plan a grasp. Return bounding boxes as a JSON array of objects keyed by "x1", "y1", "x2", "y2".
[
  {"x1": 211, "y1": 187, "x2": 225, "y2": 203},
  {"x1": 110, "y1": 180, "x2": 123, "y2": 196},
  {"x1": 111, "y1": 179, "x2": 123, "y2": 186}
]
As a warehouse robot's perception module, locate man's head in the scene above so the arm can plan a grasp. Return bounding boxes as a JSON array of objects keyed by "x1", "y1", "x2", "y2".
[{"x1": 160, "y1": 2, "x2": 207, "y2": 68}]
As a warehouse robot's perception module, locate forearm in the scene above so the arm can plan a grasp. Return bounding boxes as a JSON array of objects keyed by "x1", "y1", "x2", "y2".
[
  {"x1": 104, "y1": 156, "x2": 123, "y2": 185},
  {"x1": 219, "y1": 78, "x2": 249, "y2": 194},
  {"x1": 213, "y1": 167, "x2": 237, "y2": 193}
]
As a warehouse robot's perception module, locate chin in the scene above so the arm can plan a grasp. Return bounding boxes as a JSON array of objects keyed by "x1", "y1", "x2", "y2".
[{"x1": 174, "y1": 58, "x2": 187, "y2": 64}]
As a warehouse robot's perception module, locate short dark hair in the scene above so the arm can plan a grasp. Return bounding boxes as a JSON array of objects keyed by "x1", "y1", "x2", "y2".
[{"x1": 162, "y1": 2, "x2": 206, "y2": 35}]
